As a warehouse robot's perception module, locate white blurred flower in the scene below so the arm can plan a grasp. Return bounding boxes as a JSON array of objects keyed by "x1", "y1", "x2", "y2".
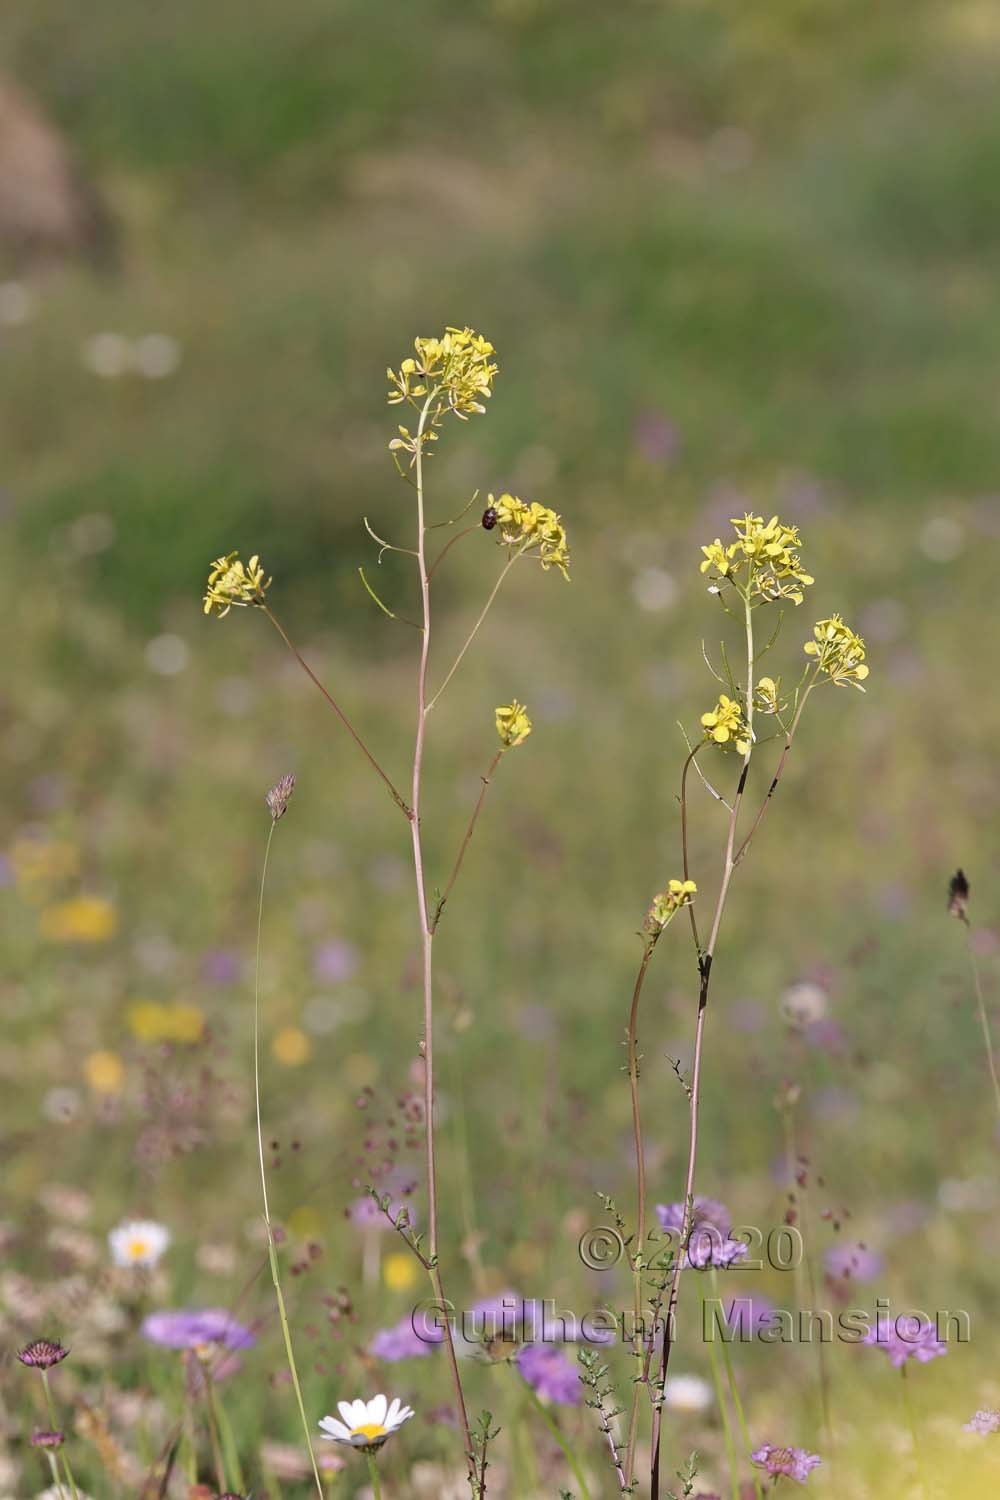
[
  {"x1": 82, "y1": 333, "x2": 130, "y2": 378},
  {"x1": 42, "y1": 1087, "x2": 81, "y2": 1123},
  {"x1": 144, "y1": 634, "x2": 189, "y2": 676},
  {"x1": 109, "y1": 1218, "x2": 171, "y2": 1269},
  {"x1": 632, "y1": 566, "x2": 677, "y2": 612},
  {"x1": 663, "y1": 1373, "x2": 714, "y2": 1413},
  {"x1": 919, "y1": 515, "x2": 964, "y2": 562},
  {"x1": 0, "y1": 280, "x2": 34, "y2": 326},
  {"x1": 133, "y1": 333, "x2": 182, "y2": 379},
  {"x1": 780, "y1": 979, "x2": 828, "y2": 1026}
]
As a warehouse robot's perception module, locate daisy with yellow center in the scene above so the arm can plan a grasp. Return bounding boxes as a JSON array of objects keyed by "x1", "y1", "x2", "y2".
[
  {"x1": 108, "y1": 1218, "x2": 170, "y2": 1269},
  {"x1": 318, "y1": 1393, "x2": 414, "y2": 1452}
]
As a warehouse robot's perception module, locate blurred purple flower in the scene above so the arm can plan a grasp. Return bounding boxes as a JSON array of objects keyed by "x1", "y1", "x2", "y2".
[
  {"x1": 824, "y1": 1242, "x2": 884, "y2": 1283},
  {"x1": 751, "y1": 1443, "x2": 821, "y2": 1483},
  {"x1": 633, "y1": 411, "x2": 680, "y2": 465},
  {"x1": 964, "y1": 1408, "x2": 1000, "y2": 1435},
  {"x1": 721, "y1": 1295, "x2": 778, "y2": 1339},
  {"x1": 861, "y1": 1316, "x2": 946, "y2": 1367},
  {"x1": 656, "y1": 1198, "x2": 748, "y2": 1269},
  {"x1": 348, "y1": 1195, "x2": 415, "y2": 1232},
  {"x1": 370, "y1": 1312, "x2": 442, "y2": 1361},
  {"x1": 200, "y1": 949, "x2": 242, "y2": 985},
  {"x1": 141, "y1": 1308, "x2": 255, "y2": 1352},
  {"x1": 313, "y1": 940, "x2": 359, "y2": 985},
  {"x1": 516, "y1": 1343, "x2": 580, "y2": 1405}
]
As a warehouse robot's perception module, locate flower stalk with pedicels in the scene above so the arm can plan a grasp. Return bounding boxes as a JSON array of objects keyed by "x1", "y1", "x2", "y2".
[{"x1": 203, "y1": 326, "x2": 570, "y2": 1491}]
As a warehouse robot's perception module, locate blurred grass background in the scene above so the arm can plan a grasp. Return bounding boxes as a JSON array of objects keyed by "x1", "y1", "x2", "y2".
[{"x1": 2, "y1": 1, "x2": 1000, "y2": 1495}]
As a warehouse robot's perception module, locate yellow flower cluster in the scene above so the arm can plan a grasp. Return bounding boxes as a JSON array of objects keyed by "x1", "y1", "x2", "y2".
[
  {"x1": 804, "y1": 616, "x2": 869, "y2": 688},
  {"x1": 496, "y1": 701, "x2": 532, "y2": 748},
  {"x1": 203, "y1": 553, "x2": 270, "y2": 617},
  {"x1": 387, "y1": 326, "x2": 498, "y2": 420},
  {"x1": 700, "y1": 513, "x2": 814, "y2": 605},
  {"x1": 701, "y1": 694, "x2": 750, "y2": 754},
  {"x1": 40, "y1": 897, "x2": 117, "y2": 943},
  {"x1": 490, "y1": 493, "x2": 571, "y2": 578},
  {"x1": 127, "y1": 1001, "x2": 205, "y2": 1044},
  {"x1": 647, "y1": 878, "x2": 698, "y2": 931}
]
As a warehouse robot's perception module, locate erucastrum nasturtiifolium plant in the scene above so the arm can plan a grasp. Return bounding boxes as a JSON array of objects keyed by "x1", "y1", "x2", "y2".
[
  {"x1": 607, "y1": 512, "x2": 869, "y2": 1499},
  {"x1": 204, "y1": 327, "x2": 570, "y2": 1492}
]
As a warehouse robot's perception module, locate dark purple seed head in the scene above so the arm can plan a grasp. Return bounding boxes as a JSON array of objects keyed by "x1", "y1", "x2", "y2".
[{"x1": 17, "y1": 1339, "x2": 69, "y2": 1370}]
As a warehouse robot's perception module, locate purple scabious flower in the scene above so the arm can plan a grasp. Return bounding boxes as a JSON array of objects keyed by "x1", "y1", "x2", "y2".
[
  {"x1": 515, "y1": 1343, "x2": 581, "y2": 1406},
  {"x1": 964, "y1": 1408, "x2": 1000, "y2": 1435},
  {"x1": 861, "y1": 1315, "x2": 947, "y2": 1367},
  {"x1": 721, "y1": 1294, "x2": 778, "y2": 1339},
  {"x1": 348, "y1": 1195, "x2": 415, "y2": 1232},
  {"x1": 656, "y1": 1197, "x2": 748, "y2": 1269},
  {"x1": 824, "y1": 1241, "x2": 884, "y2": 1283},
  {"x1": 200, "y1": 948, "x2": 242, "y2": 985},
  {"x1": 751, "y1": 1443, "x2": 821, "y2": 1483},
  {"x1": 370, "y1": 1312, "x2": 443, "y2": 1361},
  {"x1": 141, "y1": 1308, "x2": 255, "y2": 1352}
]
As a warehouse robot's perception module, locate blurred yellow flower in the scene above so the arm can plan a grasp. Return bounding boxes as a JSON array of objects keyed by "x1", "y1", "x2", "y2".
[
  {"x1": 126, "y1": 1000, "x2": 205, "y2": 1044},
  {"x1": 496, "y1": 701, "x2": 532, "y2": 748},
  {"x1": 84, "y1": 1050, "x2": 125, "y2": 1094},
  {"x1": 490, "y1": 492, "x2": 571, "y2": 578},
  {"x1": 167, "y1": 1003, "x2": 206, "y2": 1044},
  {"x1": 272, "y1": 1026, "x2": 311, "y2": 1066},
  {"x1": 40, "y1": 897, "x2": 117, "y2": 944},
  {"x1": 804, "y1": 615, "x2": 870, "y2": 689},
  {"x1": 387, "y1": 326, "x2": 498, "y2": 420},
  {"x1": 383, "y1": 1251, "x2": 418, "y2": 1292}
]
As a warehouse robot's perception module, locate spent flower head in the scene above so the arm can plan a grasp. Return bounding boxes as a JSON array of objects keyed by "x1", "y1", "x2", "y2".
[
  {"x1": 203, "y1": 553, "x2": 270, "y2": 617},
  {"x1": 804, "y1": 615, "x2": 869, "y2": 688},
  {"x1": 17, "y1": 1339, "x2": 69, "y2": 1370},
  {"x1": 700, "y1": 694, "x2": 750, "y2": 755},
  {"x1": 387, "y1": 326, "x2": 497, "y2": 420},
  {"x1": 496, "y1": 701, "x2": 532, "y2": 749},
  {"x1": 948, "y1": 868, "x2": 970, "y2": 922},
  {"x1": 489, "y1": 493, "x2": 571, "y2": 578},
  {"x1": 754, "y1": 676, "x2": 784, "y2": 715},
  {"x1": 266, "y1": 772, "x2": 296, "y2": 822}
]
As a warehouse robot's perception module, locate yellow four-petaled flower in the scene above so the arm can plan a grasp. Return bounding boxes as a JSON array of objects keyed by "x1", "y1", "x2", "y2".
[{"x1": 701, "y1": 694, "x2": 750, "y2": 755}]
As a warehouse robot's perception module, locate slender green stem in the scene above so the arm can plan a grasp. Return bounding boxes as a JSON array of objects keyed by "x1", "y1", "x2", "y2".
[
  {"x1": 367, "y1": 1448, "x2": 383, "y2": 1499},
  {"x1": 623, "y1": 937, "x2": 657, "y2": 1485},
  {"x1": 255, "y1": 819, "x2": 325, "y2": 1500},
  {"x1": 522, "y1": 1382, "x2": 592, "y2": 1500},
  {"x1": 202, "y1": 1370, "x2": 228, "y2": 1495},
  {"x1": 43, "y1": 1451, "x2": 66, "y2": 1498},
  {"x1": 425, "y1": 551, "x2": 522, "y2": 712},
  {"x1": 207, "y1": 1378, "x2": 246, "y2": 1495},
  {"x1": 41, "y1": 1372, "x2": 79, "y2": 1500},
  {"x1": 710, "y1": 1269, "x2": 763, "y2": 1500}
]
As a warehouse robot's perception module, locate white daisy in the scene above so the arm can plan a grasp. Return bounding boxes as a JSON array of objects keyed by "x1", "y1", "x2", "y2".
[
  {"x1": 108, "y1": 1218, "x2": 170, "y2": 1269},
  {"x1": 318, "y1": 1393, "x2": 414, "y2": 1450}
]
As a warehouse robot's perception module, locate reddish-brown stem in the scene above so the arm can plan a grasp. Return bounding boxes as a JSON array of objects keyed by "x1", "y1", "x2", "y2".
[
  {"x1": 261, "y1": 605, "x2": 411, "y2": 817},
  {"x1": 431, "y1": 749, "x2": 503, "y2": 932}
]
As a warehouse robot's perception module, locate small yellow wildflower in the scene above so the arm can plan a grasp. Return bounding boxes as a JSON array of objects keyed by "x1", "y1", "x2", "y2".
[
  {"x1": 646, "y1": 879, "x2": 697, "y2": 931},
  {"x1": 166, "y1": 1003, "x2": 206, "y2": 1044},
  {"x1": 383, "y1": 1252, "x2": 419, "y2": 1292},
  {"x1": 698, "y1": 513, "x2": 813, "y2": 605},
  {"x1": 10, "y1": 839, "x2": 79, "y2": 889},
  {"x1": 387, "y1": 326, "x2": 498, "y2": 420},
  {"x1": 40, "y1": 897, "x2": 117, "y2": 943},
  {"x1": 84, "y1": 1050, "x2": 125, "y2": 1094},
  {"x1": 273, "y1": 1026, "x2": 311, "y2": 1066},
  {"x1": 287, "y1": 1205, "x2": 323, "y2": 1242},
  {"x1": 126, "y1": 1001, "x2": 205, "y2": 1045},
  {"x1": 489, "y1": 492, "x2": 571, "y2": 578},
  {"x1": 203, "y1": 552, "x2": 270, "y2": 617},
  {"x1": 804, "y1": 615, "x2": 870, "y2": 689},
  {"x1": 701, "y1": 694, "x2": 750, "y2": 755},
  {"x1": 496, "y1": 701, "x2": 532, "y2": 748}
]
